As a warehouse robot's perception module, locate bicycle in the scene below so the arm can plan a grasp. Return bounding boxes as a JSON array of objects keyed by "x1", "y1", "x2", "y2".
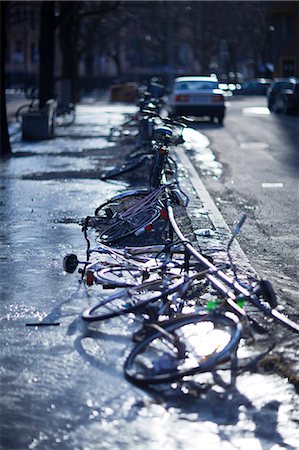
[
  {"x1": 92, "y1": 125, "x2": 189, "y2": 245},
  {"x1": 108, "y1": 92, "x2": 160, "y2": 144},
  {"x1": 55, "y1": 103, "x2": 76, "y2": 127},
  {"x1": 79, "y1": 218, "x2": 243, "y2": 325},
  {"x1": 15, "y1": 88, "x2": 39, "y2": 123},
  {"x1": 92, "y1": 180, "x2": 188, "y2": 245},
  {"x1": 101, "y1": 111, "x2": 188, "y2": 181},
  {"x1": 166, "y1": 203, "x2": 299, "y2": 334},
  {"x1": 103, "y1": 110, "x2": 161, "y2": 180},
  {"x1": 65, "y1": 219, "x2": 208, "y2": 288},
  {"x1": 81, "y1": 274, "x2": 196, "y2": 322},
  {"x1": 79, "y1": 243, "x2": 248, "y2": 385},
  {"x1": 121, "y1": 212, "x2": 299, "y2": 386},
  {"x1": 96, "y1": 186, "x2": 170, "y2": 244},
  {"x1": 16, "y1": 93, "x2": 75, "y2": 127}
]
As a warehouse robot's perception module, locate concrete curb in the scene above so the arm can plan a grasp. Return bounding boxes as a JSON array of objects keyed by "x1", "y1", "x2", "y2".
[{"x1": 174, "y1": 144, "x2": 255, "y2": 275}]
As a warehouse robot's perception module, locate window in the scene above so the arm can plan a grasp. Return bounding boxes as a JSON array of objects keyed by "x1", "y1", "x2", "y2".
[
  {"x1": 15, "y1": 40, "x2": 22, "y2": 53},
  {"x1": 12, "y1": 40, "x2": 24, "y2": 64},
  {"x1": 285, "y1": 14, "x2": 295, "y2": 40},
  {"x1": 272, "y1": 14, "x2": 283, "y2": 40},
  {"x1": 30, "y1": 43, "x2": 38, "y2": 64},
  {"x1": 282, "y1": 59, "x2": 295, "y2": 77},
  {"x1": 5, "y1": 43, "x2": 10, "y2": 63},
  {"x1": 175, "y1": 81, "x2": 218, "y2": 90},
  {"x1": 30, "y1": 10, "x2": 36, "y2": 30}
]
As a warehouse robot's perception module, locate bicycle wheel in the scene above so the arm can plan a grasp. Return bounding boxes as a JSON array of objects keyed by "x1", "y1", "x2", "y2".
[
  {"x1": 124, "y1": 311, "x2": 242, "y2": 385},
  {"x1": 82, "y1": 276, "x2": 185, "y2": 322},
  {"x1": 16, "y1": 104, "x2": 32, "y2": 123},
  {"x1": 56, "y1": 105, "x2": 76, "y2": 127},
  {"x1": 99, "y1": 206, "x2": 162, "y2": 243},
  {"x1": 101, "y1": 155, "x2": 151, "y2": 180},
  {"x1": 95, "y1": 189, "x2": 150, "y2": 217},
  {"x1": 94, "y1": 264, "x2": 181, "y2": 288}
]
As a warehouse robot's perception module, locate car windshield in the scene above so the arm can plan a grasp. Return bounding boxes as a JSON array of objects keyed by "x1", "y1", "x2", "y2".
[{"x1": 175, "y1": 81, "x2": 218, "y2": 91}]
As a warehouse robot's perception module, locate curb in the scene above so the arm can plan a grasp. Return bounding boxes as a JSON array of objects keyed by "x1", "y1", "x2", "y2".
[{"x1": 174, "y1": 144, "x2": 255, "y2": 275}]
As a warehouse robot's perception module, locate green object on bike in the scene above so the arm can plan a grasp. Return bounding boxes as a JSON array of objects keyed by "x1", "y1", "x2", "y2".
[
  {"x1": 206, "y1": 300, "x2": 219, "y2": 311},
  {"x1": 236, "y1": 297, "x2": 246, "y2": 308}
]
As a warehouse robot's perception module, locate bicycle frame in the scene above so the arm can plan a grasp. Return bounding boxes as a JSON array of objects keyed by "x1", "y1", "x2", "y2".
[{"x1": 166, "y1": 201, "x2": 299, "y2": 334}]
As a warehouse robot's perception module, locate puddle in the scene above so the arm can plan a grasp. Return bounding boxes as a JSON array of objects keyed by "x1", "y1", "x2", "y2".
[
  {"x1": 183, "y1": 127, "x2": 223, "y2": 178},
  {"x1": 183, "y1": 128, "x2": 210, "y2": 150},
  {"x1": 194, "y1": 228, "x2": 215, "y2": 237}
]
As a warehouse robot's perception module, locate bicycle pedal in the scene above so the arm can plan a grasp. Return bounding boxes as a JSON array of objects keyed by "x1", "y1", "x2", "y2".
[{"x1": 104, "y1": 208, "x2": 114, "y2": 219}]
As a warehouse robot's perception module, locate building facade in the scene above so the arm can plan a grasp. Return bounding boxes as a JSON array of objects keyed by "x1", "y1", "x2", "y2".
[
  {"x1": 268, "y1": 1, "x2": 299, "y2": 77},
  {"x1": 4, "y1": 2, "x2": 299, "y2": 92},
  {"x1": 5, "y1": 4, "x2": 40, "y2": 88}
]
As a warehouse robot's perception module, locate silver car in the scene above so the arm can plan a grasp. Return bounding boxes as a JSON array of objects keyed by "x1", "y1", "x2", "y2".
[{"x1": 168, "y1": 76, "x2": 226, "y2": 124}]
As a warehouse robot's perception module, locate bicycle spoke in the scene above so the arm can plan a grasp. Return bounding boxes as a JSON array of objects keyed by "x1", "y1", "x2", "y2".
[{"x1": 124, "y1": 313, "x2": 242, "y2": 384}]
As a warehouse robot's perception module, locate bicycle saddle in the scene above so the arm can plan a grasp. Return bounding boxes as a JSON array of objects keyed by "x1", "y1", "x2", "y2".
[{"x1": 154, "y1": 126, "x2": 173, "y2": 142}]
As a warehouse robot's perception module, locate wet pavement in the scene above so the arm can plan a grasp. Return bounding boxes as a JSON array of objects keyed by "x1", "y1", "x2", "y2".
[{"x1": 1, "y1": 102, "x2": 298, "y2": 450}]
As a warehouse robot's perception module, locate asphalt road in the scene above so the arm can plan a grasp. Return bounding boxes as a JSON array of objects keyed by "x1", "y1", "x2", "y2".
[{"x1": 188, "y1": 96, "x2": 299, "y2": 306}]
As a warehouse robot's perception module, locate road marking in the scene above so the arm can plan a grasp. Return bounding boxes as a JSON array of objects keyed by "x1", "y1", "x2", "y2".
[
  {"x1": 243, "y1": 107, "x2": 270, "y2": 116},
  {"x1": 240, "y1": 142, "x2": 269, "y2": 150},
  {"x1": 262, "y1": 182, "x2": 284, "y2": 188}
]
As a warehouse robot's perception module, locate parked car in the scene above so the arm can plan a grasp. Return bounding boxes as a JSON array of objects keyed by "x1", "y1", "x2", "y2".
[
  {"x1": 267, "y1": 78, "x2": 299, "y2": 114},
  {"x1": 234, "y1": 78, "x2": 272, "y2": 95},
  {"x1": 167, "y1": 76, "x2": 226, "y2": 124}
]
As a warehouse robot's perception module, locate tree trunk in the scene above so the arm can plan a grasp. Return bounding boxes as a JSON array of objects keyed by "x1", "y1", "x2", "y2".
[
  {"x1": 0, "y1": 1, "x2": 12, "y2": 158},
  {"x1": 111, "y1": 51, "x2": 122, "y2": 76},
  {"x1": 38, "y1": 2, "x2": 55, "y2": 108},
  {"x1": 59, "y1": 2, "x2": 81, "y2": 103}
]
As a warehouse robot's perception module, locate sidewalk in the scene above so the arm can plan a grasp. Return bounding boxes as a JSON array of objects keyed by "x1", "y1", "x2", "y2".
[
  {"x1": 1, "y1": 101, "x2": 298, "y2": 450},
  {"x1": 7, "y1": 100, "x2": 253, "y2": 273}
]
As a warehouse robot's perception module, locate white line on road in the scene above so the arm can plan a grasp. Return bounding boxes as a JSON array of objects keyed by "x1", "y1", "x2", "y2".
[
  {"x1": 242, "y1": 107, "x2": 270, "y2": 115},
  {"x1": 261, "y1": 182, "x2": 284, "y2": 188}
]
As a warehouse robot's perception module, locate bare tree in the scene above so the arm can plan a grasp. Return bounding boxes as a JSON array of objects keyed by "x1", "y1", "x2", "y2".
[
  {"x1": 57, "y1": 1, "x2": 120, "y2": 102},
  {"x1": 39, "y1": 1, "x2": 56, "y2": 108},
  {"x1": 0, "y1": 1, "x2": 11, "y2": 158}
]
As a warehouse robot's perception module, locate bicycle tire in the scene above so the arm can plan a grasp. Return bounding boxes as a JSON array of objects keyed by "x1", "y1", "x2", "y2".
[
  {"x1": 16, "y1": 104, "x2": 33, "y2": 123},
  {"x1": 94, "y1": 264, "x2": 183, "y2": 288},
  {"x1": 93, "y1": 265, "x2": 146, "y2": 287},
  {"x1": 124, "y1": 311, "x2": 242, "y2": 385},
  {"x1": 94, "y1": 258, "x2": 207, "y2": 288},
  {"x1": 99, "y1": 206, "x2": 162, "y2": 243},
  {"x1": 81, "y1": 276, "x2": 185, "y2": 322},
  {"x1": 95, "y1": 189, "x2": 151, "y2": 217},
  {"x1": 101, "y1": 155, "x2": 151, "y2": 180},
  {"x1": 56, "y1": 106, "x2": 76, "y2": 127}
]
